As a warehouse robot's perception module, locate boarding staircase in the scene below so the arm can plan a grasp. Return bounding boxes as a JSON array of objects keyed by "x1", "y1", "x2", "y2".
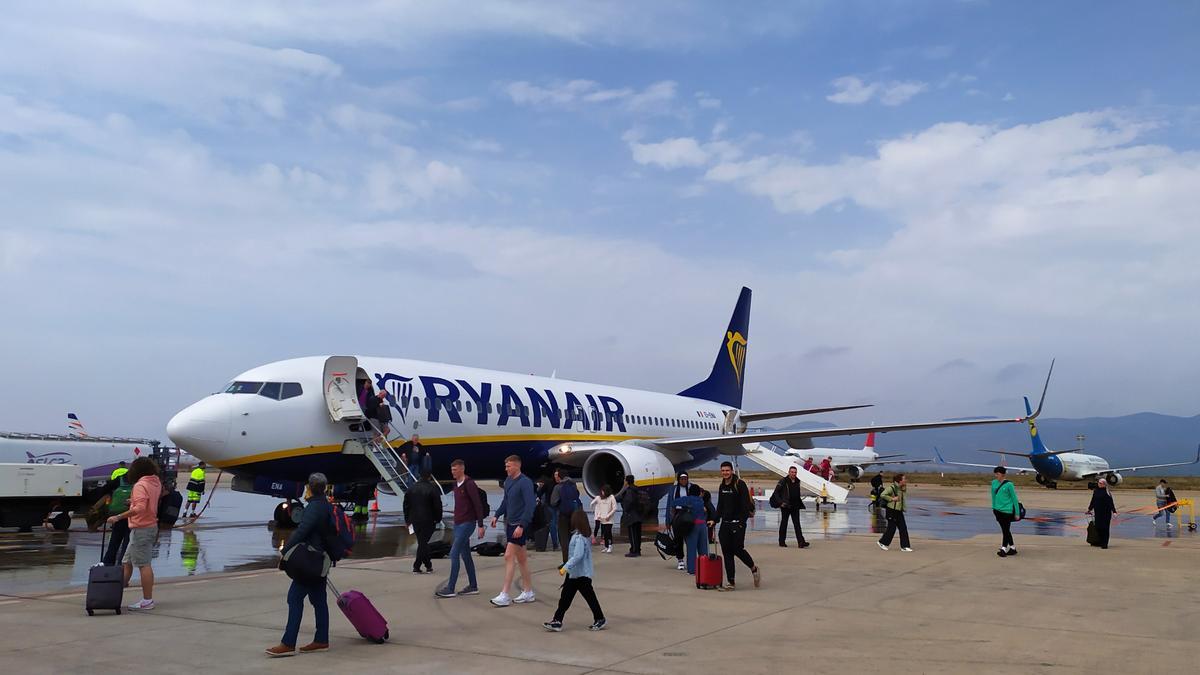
[
  {"x1": 740, "y1": 441, "x2": 849, "y2": 505},
  {"x1": 343, "y1": 420, "x2": 444, "y2": 497}
]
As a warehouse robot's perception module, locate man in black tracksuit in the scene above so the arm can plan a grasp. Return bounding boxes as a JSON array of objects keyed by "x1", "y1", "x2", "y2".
[
  {"x1": 714, "y1": 462, "x2": 760, "y2": 590},
  {"x1": 772, "y1": 466, "x2": 809, "y2": 548},
  {"x1": 403, "y1": 471, "x2": 444, "y2": 573}
]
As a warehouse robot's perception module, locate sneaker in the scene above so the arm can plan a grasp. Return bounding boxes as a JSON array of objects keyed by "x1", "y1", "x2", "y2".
[
  {"x1": 543, "y1": 620, "x2": 563, "y2": 632},
  {"x1": 798, "y1": 541, "x2": 811, "y2": 549},
  {"x1": 676, "y1": 560, "x2": 686, "y2": 570},
  {"x1": 997, "y1": 549, "x2": 1008, "y2": 557},
  {"x1": 514, "y1": 590, "x2": 536, "y2": 604},
  {"x1": 435, "y1": 587, "x2": 457, "y2": 598},
  {"x1": 298, "y1": 642, "x2": 328, "y2": 654},
  {"x1": 1006, "y1": 548, "x2": 1018, "y2": 556},
  {"x1": 877, "y1": 541, "x2": 889, "y2": 551},
  {"x1": 264, "y1": 644, "x2": 295, "y2": 658},
  {"x1": 128, "y1": 599, "x2": 155, "y2": 610},
  {"x1": 624, "y1": 552, "x2": 636, "y2": 558},
  {"x1": 490, "y1": 592, "x2": 512, "y2": 607},
  {"x1": 779, "y1": 542, "x2": 787, "y2": 547},
  {"x1": 752, "y1": 567, "x2": 761, "y2": 588},
  {"x1": 604, "y1": 547, "x2": 612, "y2": 554},
  {"x1": 458, "y1": 586, "x2": 480, "y2": 596},
  {"x1": 589, "y1": 619, "x2": 607, "y2": 631},
  {"x1": 718, "y1": 583, "x2": 736, "y2": 592},
  {"x1": 900, "y1": 547, "x2": 914, "y2": 552}
]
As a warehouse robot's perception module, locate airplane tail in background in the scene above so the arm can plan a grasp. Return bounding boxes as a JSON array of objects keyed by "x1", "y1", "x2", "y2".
[
  {"x1": 678, "y1": 287, "x2": 751, "y2": 410},
  {"x1": 1024, "y1": 396, "x2": 1050, "y2": 455},
  {"x1": 864, "y1": 432, "x2": 876, "y2": 453},
  {"x1": 67, "y1": 412, "x2": 88, "y2": 438}
]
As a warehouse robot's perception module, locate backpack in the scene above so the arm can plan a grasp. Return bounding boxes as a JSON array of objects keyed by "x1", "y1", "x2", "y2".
[
  {"x1": 427, "y1": 540, "x2": 451, "y2": 559},
  {"x1": 476, "y1": 485, "x2": 489, "y2": 515},
  {"x1": 110, "y1": 483, "x2": 133, "y2": 514},
  {"x1": 326, "y1": 502, "x2": 355, "y2": 562},
  {"x1": 472, "y1": 542, "x2": 505, "y2": 557}
]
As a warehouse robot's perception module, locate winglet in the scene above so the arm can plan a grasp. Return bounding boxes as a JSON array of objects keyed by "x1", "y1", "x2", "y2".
[{"x1": 1023, "y1": 358, "x2": 1054, "y2": 420}]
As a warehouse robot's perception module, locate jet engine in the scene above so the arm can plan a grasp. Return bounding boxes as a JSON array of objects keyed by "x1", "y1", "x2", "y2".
[
  {"x1": 581, "y1": 444, "x2": 676, "y2": 497},
  {"x1": 1105, "y1": 472, "x2": 1123, "y2": 486},
  {"x1": 846, "y1": 465, "x2": 865, "y2": 480}
]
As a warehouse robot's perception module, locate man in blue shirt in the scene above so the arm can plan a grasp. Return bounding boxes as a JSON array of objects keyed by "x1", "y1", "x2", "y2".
[{"x1": 490, "y1": 455, "x2": 536, "y2": 607}]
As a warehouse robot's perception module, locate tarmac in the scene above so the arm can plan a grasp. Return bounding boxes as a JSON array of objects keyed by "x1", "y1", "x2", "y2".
[{"x1": 2, "y1": 521, "x2": 1198, "y2": 674}]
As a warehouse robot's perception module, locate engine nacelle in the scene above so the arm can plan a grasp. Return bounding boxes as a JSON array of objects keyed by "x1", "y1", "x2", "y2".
[
  {"x1": 846, "y1": 465, "x2": 865, "y2": 480},
  {"x1": 581, "y1": 444, "x2": 676, "y2": 498},
  {"x1": 1105, "y1": 472, "x2": 1123, "y2": 486}
]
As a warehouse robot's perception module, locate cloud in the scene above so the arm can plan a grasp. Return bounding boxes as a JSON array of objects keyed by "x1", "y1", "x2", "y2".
[
  {"x1": 802, "y1": 345, "x2": 851, "y2": 362},
  {"x1": 366, "y1": 157, "x2": 470, "y2": 211},
  {"x1": 695, "y1": 92, "x2": 722, "y2": 109},
  {"x1": 630, "y1": 137, "x2": 710, "y2": 169},
  {"x1": 933, "y1": 358, "x2": 975, "y2": 374},
  {"x1": 827, "y1": 76, "x2": 928, "y2": 106},
  {"x1": 502, "y1": 79, "x2": 677, "y2": 114}
]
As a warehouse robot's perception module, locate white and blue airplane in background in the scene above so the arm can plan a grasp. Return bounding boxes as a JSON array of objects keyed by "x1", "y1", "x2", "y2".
[
  {"x1": 167, "y1": 287, "x2": 1041, "y2": 519},
  {"x1": 934, "y1": 386, "x2": 1200, "y2": 488}
]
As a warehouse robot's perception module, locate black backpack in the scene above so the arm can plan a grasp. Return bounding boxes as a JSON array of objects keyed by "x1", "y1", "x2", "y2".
[
  {"x1": 476, "y1": 485, "x2": 489, "y2": 514},
  {"x1": 472, "y1": 542, "x2": 505, "y2": 557}
]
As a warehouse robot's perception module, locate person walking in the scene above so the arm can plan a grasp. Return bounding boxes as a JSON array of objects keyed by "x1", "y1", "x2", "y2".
[
  {"x1": 991, "y1": 466, "x2": 1020, "y2": 557},
  {"x1": 552, "y1": 468, "x2": 581, "y2": 565},
  {"x1": 183, "y1": 461, "x2": 207, "y2": 518},
  {"x1": 436, "y1": 459, "x2": 485, "y2": 597},
  {"x1": 106, "y1": 456, "x2": 162, "y2": 611},
  {"x1": 666, "y1": 473, "x2": 702, "y2": 571},
  {"x1": 404, "y1": 469, "x2": 443, "y2": 575},
  {"x1": 1086, "y1": 478, "x2": 1117, "y2": 549},
  {"x1": 772, "y1": 466, "x2": 810, "y2": 548},
  {"x1": 266, "y1": 473, "x2": 333, "y2": 657},
  {"x1": 877, "y1": 473, "x2": 912, "y2": 552},
  {"x1": 591, "y1": 485, "x2": 617, "y2": 554},
  {"x1": 714, "y1": 462, "x2": 760, "y2": 590},
  {"x1": 543, "y1": 509, "x2": 607, "y2": 632},
  {"x1": 490, "y1": 455, "x2": 536, "y2": 607},
  {"x1": 1152, "y1": 479, "x2": 1174, "y2": 528},
  {"x1": 398, "y1": 434, "x2": 423, "y2": 481},
  {"x1": 101, "y1": 472, "x2": 132, "y2": 566},
  {"x1": 616, "y1": 475, "x2": 644, "y2": 557}
]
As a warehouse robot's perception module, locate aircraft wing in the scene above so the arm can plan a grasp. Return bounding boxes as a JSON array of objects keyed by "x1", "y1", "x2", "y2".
[
  {"x1": 933, "y1": 448, "x2": 1036, "y2": 474},
  {"x1": 651, "y1": 416, "x2": 1027, "y2": 454},
  {"x1": 856, "y1": 458, "x2": 932, "y2": 468},
  {"x1": 1084, "y1": 445, "x2": 1200, "y2": 476}
]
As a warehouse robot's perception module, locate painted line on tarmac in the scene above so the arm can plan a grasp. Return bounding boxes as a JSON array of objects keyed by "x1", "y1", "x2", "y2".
[
  {"x1": 0, "y1": 599, "x2": 23, "y2": 606},
  {"x1": 44, "y1": 592, "x2": 84, "y2": 600}
]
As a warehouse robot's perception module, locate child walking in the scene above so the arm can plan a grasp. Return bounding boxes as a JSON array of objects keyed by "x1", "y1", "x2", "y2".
[{"x1": 544, "y1": 509, "x2": 607, "y2": 632}]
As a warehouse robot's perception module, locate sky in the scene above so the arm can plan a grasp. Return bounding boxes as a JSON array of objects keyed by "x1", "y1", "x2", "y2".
[{"x1": 2, "y1": 1, "x2": 1199, "y2": 439}]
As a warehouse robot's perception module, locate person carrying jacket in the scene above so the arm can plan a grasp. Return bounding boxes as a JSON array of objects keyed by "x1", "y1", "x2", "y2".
[
  {"x1": 436, "y1": 459, "x2": 486, "y2": 597},
  {"x1": 106, "y1": 456, "x2": 161, "y2": 611},
  {"x1": 772, "y1": 466, "x2": 810, "y2": 548},
  {"x1": 404, "y1": 470, "x2": 444, "y2": 574},
  {"x1": 876, "y1": 473, "x2": 911, "y2": 552},
  {"x1": 615, "y1": 475, "x2": 644, "y2": 557},
  {"x1": 666, "y1": 473, "x2": 702, "y2": 570},
  {"x1": 990, "y1": 466, "x2": 1020, "y2": 557},
  {"x1": 1086, "y1": 478, "x2": 1117, "y2": 549},
  {"x1": 1152, "y1": 479, "x2": 1174, "y2": 528},
  {"x1": 714, "y1": 462, "x2": 759, "y2": 590},
  {"x1": 266, "y1": 473, "x2": 333, "y2": 657},
  {"x1": 552, "y1": 468, "x2": 581, "y2": 565},
  {"x1": 490, "y1": 455, "x2": 536, "y2": 607}
]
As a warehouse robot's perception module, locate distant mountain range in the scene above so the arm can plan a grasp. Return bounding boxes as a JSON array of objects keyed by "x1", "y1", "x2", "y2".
[{"x1": 698, "y1": 413, "x2": 1200, "y2": 475}]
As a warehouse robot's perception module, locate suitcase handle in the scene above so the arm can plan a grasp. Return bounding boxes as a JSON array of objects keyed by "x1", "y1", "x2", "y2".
[
  {"x1": 99, "y1": 520, "x2": 107, "y2": 564},
  {"x1": 327, "y1": 577, "x2": 339, "y2": 598}
]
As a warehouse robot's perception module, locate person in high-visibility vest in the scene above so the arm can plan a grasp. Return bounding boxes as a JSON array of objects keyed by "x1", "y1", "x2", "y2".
[
  {"x1": 184, "y1": 462, "x2": 207, "y2": 518},
  {"x1": 110, "y1": 461, "x2": 128, "y2": 482}
]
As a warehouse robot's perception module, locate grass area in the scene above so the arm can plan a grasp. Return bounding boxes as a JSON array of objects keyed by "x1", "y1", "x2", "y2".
[{"x1": 691, "y1": 470, "x2": 1200, "y2": 491}]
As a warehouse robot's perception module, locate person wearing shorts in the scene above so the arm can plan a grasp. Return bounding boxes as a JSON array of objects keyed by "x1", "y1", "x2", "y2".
[
  {"x1": 490, "y1": 455, "x2": 536, "y2": 607},
  {"x1": 107, "y1": 456, "x2": 162, "y2": 610}
]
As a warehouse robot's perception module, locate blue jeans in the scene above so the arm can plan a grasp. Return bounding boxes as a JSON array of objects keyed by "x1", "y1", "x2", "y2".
[
  {"x1": 446, "y1": 522, "x2": 477, "y2": 590},
  {"x1": 282, "y1": 578, "x2": 328, "y2": 647},
  {"x1": 1153, "y1": 500, "x2": 1170, "y2": 523},
  {"x1": 547, "y1": 506, "x2": 560, "y2": 548},
  {"x1": 684, "y1": 522, "x2": 709, "y2": 574}
]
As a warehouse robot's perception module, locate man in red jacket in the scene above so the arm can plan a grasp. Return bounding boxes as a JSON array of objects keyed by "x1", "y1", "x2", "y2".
[{"x1": 435, "y1": 459, "x2": 486, "y2": 598}]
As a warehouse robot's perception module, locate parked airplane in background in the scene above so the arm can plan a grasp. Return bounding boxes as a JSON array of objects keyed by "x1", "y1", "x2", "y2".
[
  {"x1": 168, "y1": 287, "x2": 1041, "y2": 523},
  {"x1": 782, "y1": 432, "x2": 930, "y2": 480},
  {"x1": 935, "y1": 395, "x2": 1200, "y2": 488},
  {"x1": 0, "y1": 429, "x2": 161, "y2": 495}
]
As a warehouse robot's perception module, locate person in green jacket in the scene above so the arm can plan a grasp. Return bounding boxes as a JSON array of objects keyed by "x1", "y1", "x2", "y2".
[
  {"x1": 991, "y1": 466, "x2": 1020, "y2": 557},
  {"x1": 876, "y1": 473, "x2": 911, "y2": 552}
]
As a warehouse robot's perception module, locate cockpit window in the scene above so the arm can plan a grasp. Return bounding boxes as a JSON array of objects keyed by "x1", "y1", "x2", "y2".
[
  {"x1": 226, "y1": 381, "x2": 263, "y2": 394},
  {"x1": 259, "y1": 382, "x2": 282, "y2": 400},
  {"x1": 280, "y1": 383, "x2": 303, "y2": 400}
]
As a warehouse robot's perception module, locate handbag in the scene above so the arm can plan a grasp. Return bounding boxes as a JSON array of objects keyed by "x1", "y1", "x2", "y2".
[{"x1": 280, "y1": 543, "x2": 331, "y2": 583}]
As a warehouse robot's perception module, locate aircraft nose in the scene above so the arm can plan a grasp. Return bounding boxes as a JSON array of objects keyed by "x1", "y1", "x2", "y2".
[{"x1": 167, "y1": 395, "x2": 231, "y2": 458}]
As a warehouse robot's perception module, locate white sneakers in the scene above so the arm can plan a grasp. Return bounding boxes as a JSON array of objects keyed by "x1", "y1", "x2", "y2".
[
  {"x1": 490, "y1": 592, "x2": 511, "y2": 607},
  {"x1": 603, "y1": 546, "x2": 612, "y2": 554},
  {"x1": 128, "y1": 598, "x2": 155, "y2": 610},
  {"x1": 676, "y1": 560, "x2": 686, "y2": 570},
  {"x1": 900, "y1": 547, "x2": 914, "y2": 552},
  {"x1": 877, "y1": 541, "x2": 888, "y2": 551},
  {"x1": 514, "y1": 590, "x2": 536, "y2": 604}
]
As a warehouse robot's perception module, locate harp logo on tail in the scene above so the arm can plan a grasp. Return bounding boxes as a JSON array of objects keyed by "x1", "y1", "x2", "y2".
[{"x1": 726, "y1": 330, "x2": 747, "y2": 386}]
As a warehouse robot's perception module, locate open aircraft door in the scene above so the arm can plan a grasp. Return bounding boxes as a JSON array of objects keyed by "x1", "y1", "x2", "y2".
[{"x1": 323, "y1": 356, "x2": 365, "y2": 422}]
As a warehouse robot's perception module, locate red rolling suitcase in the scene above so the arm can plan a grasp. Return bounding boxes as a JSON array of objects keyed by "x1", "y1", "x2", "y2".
[
  {"x1": 695, "y1": 535, "x2": 723, "y2": 590},
  {"x1": 328, "y1": 578, "x2": 389, "y2": 644}
]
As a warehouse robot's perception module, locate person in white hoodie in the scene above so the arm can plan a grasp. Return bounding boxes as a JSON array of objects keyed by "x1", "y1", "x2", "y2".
[{"x1": 590, "y1": 485, "x2": 617, "y2": 554}]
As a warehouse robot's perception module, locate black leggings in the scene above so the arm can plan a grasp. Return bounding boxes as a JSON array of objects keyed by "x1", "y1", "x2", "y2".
[
  {"x1": 718, "y1": 522, "x2": 755, "y2": 583},
  {"x1": 600, "y1": 523, "x2": 613, "y2": 547},
  {"x1": 553, "y1": 575, "x2": 604, "y2": 622},
  {"x1": 626, "y1": 522, "x2": 642, "y2": 554},
  {"x1": 993, "y1": 510, "x2": 1014, "y2": 548}
]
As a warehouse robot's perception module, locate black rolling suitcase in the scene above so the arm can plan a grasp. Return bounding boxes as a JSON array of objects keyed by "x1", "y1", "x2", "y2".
[
  {"x1": 86, "y1": 525, "x2": 124, "y2": 615},
  {"x1": 158, "y1": 490, "x2": 183, "y2": 528}
]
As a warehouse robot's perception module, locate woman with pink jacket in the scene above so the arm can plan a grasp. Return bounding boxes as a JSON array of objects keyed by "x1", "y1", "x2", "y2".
[{"x1": 107, "y1": 457, "x2": 162, "y2": 610}]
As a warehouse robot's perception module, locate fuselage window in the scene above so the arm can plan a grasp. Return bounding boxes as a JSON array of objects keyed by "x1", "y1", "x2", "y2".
[
  {"x1": 425, "y1": 397, "x2": 431, "y2": 408},
  {"x1": 413, "y1": 397, "x2": 421, "y2": 409},
  {"x1": 466, "y1": 401, "x2": 473, "y2": 413},
  {"x1": 280, "y1": 382, "x2": 303, "y2": 400},
  {"x1": 259, "y1": 382, "x2": 282, "y2": 400},
  {"x1": 225, "y1": 381, "x2": 263, "y2": 394}
]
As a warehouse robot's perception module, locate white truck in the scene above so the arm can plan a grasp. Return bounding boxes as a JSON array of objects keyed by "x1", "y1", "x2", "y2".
[{"x1": 0, "y1": 463, "x2": 83, "y2": 532}]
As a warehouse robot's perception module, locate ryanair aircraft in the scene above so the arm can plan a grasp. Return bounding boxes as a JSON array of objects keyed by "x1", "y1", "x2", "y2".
[{"x1": 167, "y1": 288, "x2": 1034, "y2": 510}]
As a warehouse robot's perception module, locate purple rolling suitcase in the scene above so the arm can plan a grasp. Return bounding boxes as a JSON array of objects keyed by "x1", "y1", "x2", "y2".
[{"x1": 328, "y1": 579, "x2": 388, "y2": 644}]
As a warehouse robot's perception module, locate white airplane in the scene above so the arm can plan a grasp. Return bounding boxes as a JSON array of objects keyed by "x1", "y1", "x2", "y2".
[
  {"x1": 934, "y1": 391, "x2": 1200, "y2": 488},
  {"x1": 782, "y1": 432, "x2": 930, "y2": 480},
  {"x1": 167, "y1": 287, "x2": 1039, "y2": 521}
]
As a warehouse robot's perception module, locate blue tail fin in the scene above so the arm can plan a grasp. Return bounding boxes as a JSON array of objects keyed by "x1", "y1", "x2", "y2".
[
  {"x1": 678, "y1": 287, "x2": 751, "y2": 409},
  {"x1": 1024, "y1": 396, "x2": 1050, "y2": 455}
]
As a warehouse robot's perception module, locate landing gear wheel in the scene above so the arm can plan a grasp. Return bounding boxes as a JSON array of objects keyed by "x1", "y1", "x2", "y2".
[
  {"x1": 87, "y1": 609, "x2": 94, "y2": 616},
  {"x1": 1048, "y1": 482, "x2": 1058, "y2": 489},
  {"x1": 273, "y1": 501, "x2": 303, "y2": 528}
]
